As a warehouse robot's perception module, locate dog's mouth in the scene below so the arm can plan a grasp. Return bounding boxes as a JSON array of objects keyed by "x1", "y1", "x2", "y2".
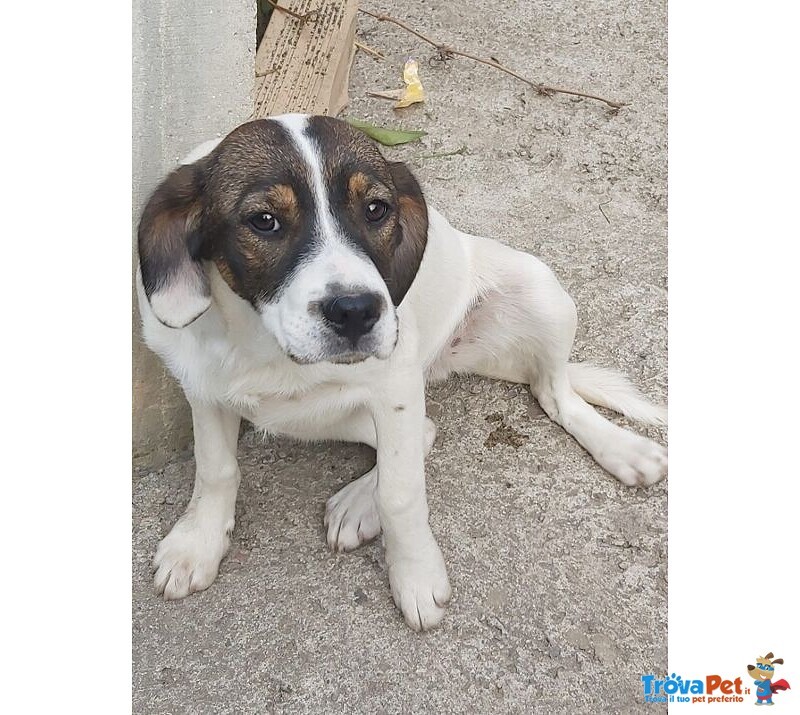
[
  {"x1": 285, "y1": 342, "x2": 393, "y2": 366},
  {"x1": 328, "y1": 351, "x2": 374, "y2": 365},
  {"x1": 286, "y1": 348, "x2": 390, "y2": 366}
]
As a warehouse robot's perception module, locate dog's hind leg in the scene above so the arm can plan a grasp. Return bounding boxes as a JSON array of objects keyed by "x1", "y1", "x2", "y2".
[
  {"x1": 322, "y1": 411, "x2": 437, "y2": 551},
  {"x1": 445, "y1": 236, "x2": 666, "y2": 486},
  {"x1": 532, "y1": 358, "x2": 667, "y2": 487}
]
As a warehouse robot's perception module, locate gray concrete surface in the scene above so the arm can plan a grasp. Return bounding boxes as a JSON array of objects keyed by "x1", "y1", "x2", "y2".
[
  {"x1": 133, "y1": 1, "x2": 667, "y2": 712},
  {"x1": 133, "y1": 0, "x2": 255, "y2": 466}
]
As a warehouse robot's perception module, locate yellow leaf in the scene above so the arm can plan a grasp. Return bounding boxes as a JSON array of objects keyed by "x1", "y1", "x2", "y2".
[{"x1": 395, "y1": 59, "x2": 425, "y2": 109}]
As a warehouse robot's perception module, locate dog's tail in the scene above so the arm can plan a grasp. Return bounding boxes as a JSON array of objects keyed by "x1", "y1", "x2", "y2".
[{"x1": 567, "y1": 362, "x2": 667, "y2": 426}]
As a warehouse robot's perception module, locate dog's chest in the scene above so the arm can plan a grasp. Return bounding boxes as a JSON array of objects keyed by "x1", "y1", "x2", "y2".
[
  {"x1": 191, "y1": 333, "x2": 375, "y2": 435},
  {"x1": 226, "y1": 367, "x2": 371, "y2": 435}
]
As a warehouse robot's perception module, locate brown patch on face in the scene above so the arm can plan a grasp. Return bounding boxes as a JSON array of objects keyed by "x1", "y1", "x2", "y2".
[
  {"x1": 189, "y1": 120, "x2": 323, "y2": 305},
  {"x1": 347, "y1": 172, "x2": 397, "y2": 258},
  {"x1": 305, "y1": 116, "x2": 429, "y2": 306},
  {"x1": 347, "y1": 171, "x2": 375, "y2": 203},
  {"x1": 212, "y1": 182, "x2": 303, "y2": 299},
  {"x1": 267, "y1": 184, "x2": 300, "y2": 224}
]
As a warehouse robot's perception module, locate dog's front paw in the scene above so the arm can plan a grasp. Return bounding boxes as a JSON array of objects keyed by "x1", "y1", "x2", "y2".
[
  {"x1": 386, "y1": 541, "x2": 452, "y2": 631},
  {"x1": 324, "y1": 469, "x2": 381, "y2": 552},
  {"x1": 152, "y1": 511, "x2": 232, "y2": 599}
]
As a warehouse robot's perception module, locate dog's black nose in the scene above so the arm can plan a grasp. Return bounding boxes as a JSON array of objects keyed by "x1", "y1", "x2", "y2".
[{"x1": 321, "y1": 293, "x2": 383, "y2": 342}]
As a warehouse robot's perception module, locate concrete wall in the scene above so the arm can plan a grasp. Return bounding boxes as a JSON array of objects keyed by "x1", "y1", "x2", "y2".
[{"x1": 133, "y1": 0, "x2": 255, "y2": 466}]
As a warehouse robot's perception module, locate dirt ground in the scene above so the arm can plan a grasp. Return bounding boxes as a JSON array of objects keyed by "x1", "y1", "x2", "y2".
[{"x1": 133, "y1": 1, "x2": 667, "y2": 712}]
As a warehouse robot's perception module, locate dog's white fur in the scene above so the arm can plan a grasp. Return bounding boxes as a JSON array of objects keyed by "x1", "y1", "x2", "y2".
[{"x1": 138, "y1": 115, "x2": 666, "y2": 631}]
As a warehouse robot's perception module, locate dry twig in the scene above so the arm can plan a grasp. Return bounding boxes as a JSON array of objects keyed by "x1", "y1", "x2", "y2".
[
  {"x1": 265, "y1": 0, "x2": 318, "y2": 23},
  {"x1": 599, "y1": 199, "x2": 612, "y2": 224},
  {"x1": 420, "y1": 145, "x2": 468, "y2": 159},
  {"x1": 354, "y1": 40, "x2": 386, "y2": 60},
  {"x1": 366, "y1": 90, "x2": 403, "y2": 101},
  {"x1": 359, "y1": 8, "x2": 626, "y2": 109}
]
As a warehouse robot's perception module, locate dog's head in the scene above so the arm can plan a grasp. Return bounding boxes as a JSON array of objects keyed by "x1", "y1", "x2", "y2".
[
  {"x1": 138, "y1": 114, "x2": 428, "y2": 364},
  {"x1": 747, "y1": 653, "x2": 783, "y2": 681}
]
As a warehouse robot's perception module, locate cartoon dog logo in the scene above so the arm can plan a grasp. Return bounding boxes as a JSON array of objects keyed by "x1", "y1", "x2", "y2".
[{"x1": 747, "y1": 653, "x2": 791, "y2": 706}]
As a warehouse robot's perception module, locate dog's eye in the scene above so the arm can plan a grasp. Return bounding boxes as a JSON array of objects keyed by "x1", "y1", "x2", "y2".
[
  {"x1": 248, "y1": 212, "x2": 281, "y2": 234},
  {"x1": 365, "y1": 200, "x2": 389, "y2": 223}
]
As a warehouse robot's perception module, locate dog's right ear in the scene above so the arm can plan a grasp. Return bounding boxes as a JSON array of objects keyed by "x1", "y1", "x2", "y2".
[{"x1": 137, "y1": 161, "x2": 210, "y2": 328}]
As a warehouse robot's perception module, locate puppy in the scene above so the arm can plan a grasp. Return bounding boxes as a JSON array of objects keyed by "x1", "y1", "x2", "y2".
[{"x1": 137, "y1": 114, "x2": 667, "y2": 631}]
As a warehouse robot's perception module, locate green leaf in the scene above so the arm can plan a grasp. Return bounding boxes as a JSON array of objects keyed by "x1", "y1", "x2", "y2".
[{"x1": 345, "y1": 118, "x2": 426, "y2": 146}]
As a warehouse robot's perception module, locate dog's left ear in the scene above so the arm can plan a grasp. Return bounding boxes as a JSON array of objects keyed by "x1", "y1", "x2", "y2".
[{"x1": 386, "y1": 161, "x2": 428, "y2": 306}]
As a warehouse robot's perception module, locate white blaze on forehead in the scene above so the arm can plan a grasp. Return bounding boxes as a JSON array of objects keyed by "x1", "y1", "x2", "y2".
[{"x1": 271, "y1": 113, "x2": 340, "y2": 244}]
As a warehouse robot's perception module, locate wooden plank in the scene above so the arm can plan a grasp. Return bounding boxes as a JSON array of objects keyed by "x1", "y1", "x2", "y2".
[{"x1": 253, "y1": 0, "x2": 359, "y2": 118}]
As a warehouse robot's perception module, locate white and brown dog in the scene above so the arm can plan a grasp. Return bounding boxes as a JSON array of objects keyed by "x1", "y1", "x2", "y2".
[{"x1": 137, "y1": 114, "x2": 667, "y2": 631}]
